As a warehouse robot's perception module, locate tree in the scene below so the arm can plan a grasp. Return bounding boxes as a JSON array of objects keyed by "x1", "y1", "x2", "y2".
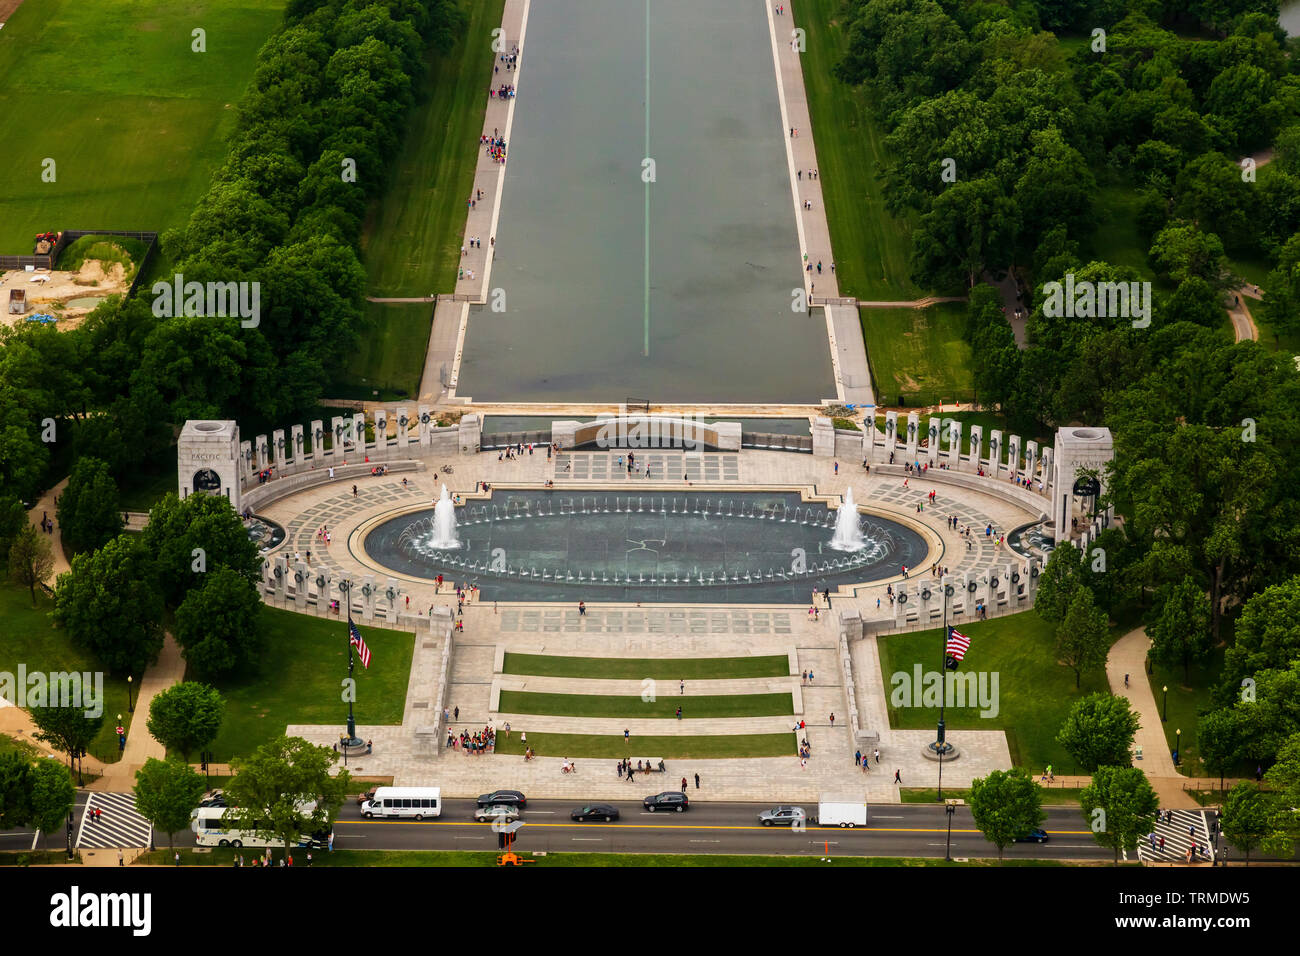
[
  {"x1": 175, "y1": 568, "x2": 264, "y2": 679},
  {"x1": 1223, "y1": 576, "x2": 1300, "y2": 694},
  {"x1": 53, "y1": 534, "x2": 163, "y2": 675},
  {"x1": 1148, "y1": 222, "x2": 1229, "y2": 287},
  {"x1": 1147, "y1": 576, "x2": 1212, "y2": 682},
  {"x1": 1222, "y1": 781, "x2": 1271, "y2": 865},
  {"x1": 0, "y1": 751, "x2": 33, "y2": 828},
  {"x1": 141, "y1": 493, "x2": 262, "y2": 608},
  {"x1": 1055, "y1": 586, "x2": 1110, "y2": 688},
  {"x1": 133, "y1": 758, "x2": 207, "y2": 850},
  {"x1": 1057, "y1": 693, "x2": 1140, "y2": 771},
  {"x1": 224, "y1": 736, "x2": 349, "y2": 860},
  {"x1": 1261, "y1": 732, "x2": 1300, "y2": 857},
  {"x1": 28, "y1": 759, "x2": 76, "y2": 837},
  {"x1": 55, "y1": 456, "x2": 123, "y2": 556},
  {"x1": 146, "y1": 683, "x2": 225, "y2": 765},
  {"x1": 1035, "y1": 542, "x2": 1086, "y2": 624},
  {"x1": 29, "y1": 704, "x2": 103, "y2": 785},
  {"x1": 968, "y1": 769, "x2": 1046, "y2": 863},
  {"x1": 8, "y1": 524, "x2": 53, "y2": 606},
  {"x1": 1080, "y1": 766, "x2": 1160, "y2": 866},
  {"x1": 1197, "y1": 708, "x2": 1243, "y2": 792}
]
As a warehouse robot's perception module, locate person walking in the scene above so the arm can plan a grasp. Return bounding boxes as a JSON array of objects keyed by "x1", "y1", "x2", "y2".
[
  {"x1": 624, "y1": 728, "x2": 630, "y2": 743},
  {"x1": 829, "y1": 712, "x2": 835, "y2": 727},
  {"x1": 855, "y1": 750, "x2": 861, "y2": 766},
  {"x1": 893, "y1": 769, "x2": 901, "y2": 783},
  {"x1": 680, "y1": 679, "x2": 685, "y2": 695},
  {"x1": 676, "y1": 706, "x2": 682, "y2": 720},
  {"x1": 454, "y1": 706, "x2": 459, "y2": 721},
  {"x1": 617, "y1": 761, "x2": 623, "y2": 778},
  {"x1": 694, "y1": 773, "x2": 700, "y2": 789},
  {"x1": 681, "y1": 777, "x2": 688, "y2": 792},
  {"x1": 874, "y1": 748, "x2": 880, "y2": 764}
]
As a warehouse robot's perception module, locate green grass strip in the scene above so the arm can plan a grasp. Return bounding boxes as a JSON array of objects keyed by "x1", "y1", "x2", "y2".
[
  {"x1": 494, "y1": 732, "x2": 795, "y2": 759},
  {"x1": 502, "y1": 653, "x2": 789, "y2": 680},
  {"x1": 498, "y1": 691, "x2": 793, "y2": 719}
]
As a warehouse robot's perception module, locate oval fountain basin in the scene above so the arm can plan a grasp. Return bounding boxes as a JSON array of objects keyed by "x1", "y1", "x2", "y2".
[{"x1": 363, "y1": 490, "x2": 928, "y2": 603}]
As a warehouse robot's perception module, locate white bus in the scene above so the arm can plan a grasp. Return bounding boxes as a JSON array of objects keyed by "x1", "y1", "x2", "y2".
[
  {"x1": 360, "y1": 786, "x2": 441, "y2": 820},
  {"x1": 191, "y1": 806, "x2": 332, "y2": 849}
]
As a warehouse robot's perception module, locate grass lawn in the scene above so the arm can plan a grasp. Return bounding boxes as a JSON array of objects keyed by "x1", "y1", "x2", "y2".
[
  {"x1": 360, "y1": 0, "x2": 503, "y2": 296},
  {"x1": 1082, "y1": 185, "x2": 1157, "y2": 282},
  {"x1": 204, "y1": 607, "x2": 413, "y2": 762},
  {"x1": 497, "y1": 691, "x2": 793, "y2": 720},
  {"x1": 900, "y1": 786, "x2": 1085, "y2": 806},
  {"x1": 502, "y1": 653, "x2": 789, "y2": 680},
  {"x1": 861, "y1": 303, "x2": 974, "y2": 407},
  {"x1": 330, "y1": 301, "x2": 431, "y2": 402},
  {"x1": 795, "y1": 0, "x2": 924, "y2": 300},
  {"x1": 876, "y1": 610, "x2": 1114, "y2": 773},
  {"x1": 139, "y1": 847, "x2": 1069, "y2": 866},
  {"x1": 494, "y1": 731, "x2": 795, "y2": 759},
  {"x1": 0, "y1": 0, "x2": 286, "y2": 251},
  {"x1": 0, "y1": 583, "x2": 135, "y2": 764}
]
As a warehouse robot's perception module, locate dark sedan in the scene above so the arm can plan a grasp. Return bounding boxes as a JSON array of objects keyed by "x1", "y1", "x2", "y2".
[
  {"x1": 476, "y1": 790, "x2": 527, "y2": 809},
  {"x1": 643, "y1": 792, "x2": 689, "y2": 812},
  {"x1": 1015, "y1": 827, "x2": 1049, "y2": 843},
  {"x1": 571, "y1": 804, "x2": 620, "y2": 822}
]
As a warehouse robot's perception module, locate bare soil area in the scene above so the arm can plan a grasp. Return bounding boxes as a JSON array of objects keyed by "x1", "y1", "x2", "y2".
[{"x1": 0, "y1": 260, "x2": 131, "y2": 330}]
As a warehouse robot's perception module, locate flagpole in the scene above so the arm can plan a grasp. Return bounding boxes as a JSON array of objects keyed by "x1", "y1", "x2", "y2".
[
  {"x1": 937, "y1": 585, "x2": 947, "y2": 799},
  {"x1": 344, "y1": 591, "x2": 362, "y2": 756}
]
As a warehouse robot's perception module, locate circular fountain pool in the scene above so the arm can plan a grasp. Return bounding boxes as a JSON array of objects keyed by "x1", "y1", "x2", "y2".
[{"x1": 361, "y1": 490, "x2": 929, "y2": 603}]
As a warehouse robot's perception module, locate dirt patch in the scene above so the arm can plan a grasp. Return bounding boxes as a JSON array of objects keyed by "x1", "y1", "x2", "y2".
[
  {"x1": 0, "y1": 260, "x2": 131, "y2": 331},
  {"x1": 0, "y1": 0, "x2": 26, "y2": 24}
]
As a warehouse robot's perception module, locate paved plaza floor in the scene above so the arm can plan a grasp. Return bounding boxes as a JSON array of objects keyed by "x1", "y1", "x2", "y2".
[{"x1": 266, "y1": 445, "x2": 1031, "y2": 802}]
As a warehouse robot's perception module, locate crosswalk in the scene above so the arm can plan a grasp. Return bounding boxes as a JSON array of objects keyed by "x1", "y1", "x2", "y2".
[
  {"x1": 1137, "y1": 808, "x2": 1213, "y2": 864},
  {"x1": 76, "y1": 792, "x2": 153, "y2": 849}
]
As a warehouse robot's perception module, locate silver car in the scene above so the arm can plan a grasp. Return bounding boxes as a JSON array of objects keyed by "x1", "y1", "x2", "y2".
[
  {"x1": 758, "y1": 806, "x2": 806, "y2": 826},
  {"x1": 474, "y1": 803, "x2": 520, "y2": 823}
]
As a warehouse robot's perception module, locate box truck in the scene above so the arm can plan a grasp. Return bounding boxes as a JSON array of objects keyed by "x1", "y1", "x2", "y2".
[{"x1": 815, "y1": 794, "x2": 868, "y2": 827}]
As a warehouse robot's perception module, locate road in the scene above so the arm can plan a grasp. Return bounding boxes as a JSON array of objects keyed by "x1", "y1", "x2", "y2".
[
  {"x1": 329, "y1": 799, "x2": 1116, "y2": 861},
  {"x1": 0, "y1": 791, "x2": 89, "y2": 854}
]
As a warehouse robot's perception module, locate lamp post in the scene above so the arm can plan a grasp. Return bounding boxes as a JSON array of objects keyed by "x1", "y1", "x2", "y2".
[
  {"x1": 1162, "y1": 685, "x2": 1168, "y2": 722},
  {"x1": 945, "y1": 800, "x2": 957, "y2": 862},
  {"x1": 1175, "y1": 728, "x2": 1182, "y2": 766},
  {"x1": 127, "y1": 675, "x2": 134, "y2": 713}
]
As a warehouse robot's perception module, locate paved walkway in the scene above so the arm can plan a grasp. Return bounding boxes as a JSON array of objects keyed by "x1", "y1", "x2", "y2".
[
  {"x1": 87, "y1": 633, "x2": 185, "y2": 791},
  {"x1": 1106, "y1": 627, "x2": 1196, "y2": 809},
  {"x1": 26, "y1": 476, "x2": 70, "y2": 578},
  {"x1": 1228, "y1": 287, "x2": 1258, "y2": 343}
]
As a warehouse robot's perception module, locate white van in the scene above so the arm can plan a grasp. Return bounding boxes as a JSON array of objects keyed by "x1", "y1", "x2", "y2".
[{"x1": 360, "y1": 786, "x2": 441, "y2": 819}]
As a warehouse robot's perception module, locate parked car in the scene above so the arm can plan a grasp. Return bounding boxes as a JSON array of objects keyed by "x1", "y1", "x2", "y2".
[
  {"x1": 758, "y1": 806, "x2": 806, "y2": 826},
  {"x1": 476, "y1": 790, "x2": 526, "y2": 809},
  {"x1": 1015, "y1": 827, "x2": 1049, "y2": 843},
  {"x1": 643, "y1": 792, "x2": 688, "y2": 812},
  {"x1": 571, "y1": 804, "x2": 620, "y2": 822},
  {"x1": 355, "y1": 786, "x2": 379, "y2": 807},
  {"x1": 198, "y1": 790, "x2": 227, "y2": 809},
  {"x1": 474, "y1": 804, "x2": 521, "y2": 823}
]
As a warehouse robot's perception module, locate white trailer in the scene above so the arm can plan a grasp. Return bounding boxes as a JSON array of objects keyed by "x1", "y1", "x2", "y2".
[{"x1": 815, "y1": 794, "x2": 868, "y2": 828}]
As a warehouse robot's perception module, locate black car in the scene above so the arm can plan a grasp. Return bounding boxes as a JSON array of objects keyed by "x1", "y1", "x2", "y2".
[
  {"x1": 476, "y1": 790, "x2": 527, "y2": 809},
  {"x1": 1015, "y1": 827, "x2": 1049, "y2": 843},
  {"x1": 643, "y1": 792, "x2": 689, "y2": 812},
  {"x1": 571, "y1": 804, "x2": 620, "y2": 822}
]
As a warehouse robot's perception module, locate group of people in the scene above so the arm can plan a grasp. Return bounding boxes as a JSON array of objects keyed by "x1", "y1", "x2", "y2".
[
  {"x1": 482, "y1": 131, "x2": 508, "y2": 164},
  {"x1": 255, "y1": 467, "x2": 275, "y2": 484},
  {"x1": 617, "y1": 758, "x2": 663, "y2": 778},
  {"x1": 490, "y1": 83, "x2": 516, "y2": 100},
  {"x1": 448, "y1": 725, "x2": 496, "y2": 754},
  {"x1": 37, "y1": 510, "x2": 55, "y2": 535}
]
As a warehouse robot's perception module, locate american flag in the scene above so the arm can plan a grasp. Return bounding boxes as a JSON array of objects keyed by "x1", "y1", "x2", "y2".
[
  {"x1": 349, "y1": 621, "x2": 372, "y2": 669},
  {"x1": 945, "y1": 627, "x2": 971, "y2": 662}
]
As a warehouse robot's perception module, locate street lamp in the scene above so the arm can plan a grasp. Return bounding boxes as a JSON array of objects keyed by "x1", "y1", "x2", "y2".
[
  {"x1": 1175, "y1": 728, "x2": 1182, "y2": 766},
  {"x1": 1162, "y1": 686, "x2": 1168, "y2": 722},
  {"x1": 945, "y1": 800, "x2": 957, "y2": 862},
  {"x1": 127, "y1": 676, "x2": 134, "y2": 713}
]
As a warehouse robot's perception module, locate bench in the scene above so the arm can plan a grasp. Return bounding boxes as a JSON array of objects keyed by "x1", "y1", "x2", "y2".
[{"x1": 629, "y1": 758, "x2": 665, "y2": 774}]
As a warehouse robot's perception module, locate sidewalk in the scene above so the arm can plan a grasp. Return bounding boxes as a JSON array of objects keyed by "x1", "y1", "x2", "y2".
[
  {"x1": 25, "y1": 476, "x2": 70, "y2": 578},
  {"x1": 87, "y1": 633, "x2": 185, "y2": 791}
]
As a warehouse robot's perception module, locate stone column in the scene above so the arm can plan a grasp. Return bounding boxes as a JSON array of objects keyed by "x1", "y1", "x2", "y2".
[
  {"x1": 811, "y1": 416, "x2": 834, "y2": 457},
  {"x1": 1007, "y1": 435, "x2": 1021, "y2": 480},
  {"x1": 916, "y1": 581, "x2": 932, "y2": 623},
  {"x1": 273, "y1": 430, "x2": 287, "y2": 471},
  {"x1": 310, "y1": 420, "x2": 324, "y2": 462},
  {"x1": 294, "y1": 562, "x2": 308, "y2": 610},
  {"x1": 373, "y1": 410, "x2": 389, "y2": 459},
  {"x1": 977, "y1": 570, "x2": 993, "y2": 613},
  {"x1": 894, "y1": 585, "x2": 908, "y2": 626},
  {"x1": 238, "y1": 440, "x2": 253, "y2": 483},
  {"x1": 352, "y1": 413, "x2": 367, "y2": 460},
  {"x1": 384, "y1": 578, "x2": 400, "y2": 621},
  {"x1": 396, "y1": 408, "x2": 411, "y2": 452},
  {"x1": 419, "y1": 405, "x2": 433, "y2": 446},
  {"x1": 1026, "y1": 557, "x2": 1042, "y2": 603},
  {"x1": 925, "y1": 418, "x2": 941, "y2": 467},
  {"x1": 947, "y1": 420, "x2": 963, "y2": 470},
  {"x1": 968, "y1": 426, "x2": 983, "y2": 474},
  {"x1": 362, "y1": 575, "x2": 376, "y2": 623},
  {"x1": 1025, "y1": 441, "x2": 1039, "y2": 489},
  {"x1": 905, "y1": 412, "x2": 919, "y2": 459},
  {"x1": 884, "y1": 411, "x2": 899, "y2": 460},
  {"x1": 291, "y1": 425, "x2": 304, "y2": 466},
  {"x1": 254, "y1": 434, "x2": 269, "y2": 472},
  {"x1": 988, "y1": 430, "x2": 1003, "y2": 478},
  {"x1": 330, "y1": 416, "x2": 346, "y2": 460},
  {"x1": 272, "y1": 556, "x2": 288, "y2": 607}
]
